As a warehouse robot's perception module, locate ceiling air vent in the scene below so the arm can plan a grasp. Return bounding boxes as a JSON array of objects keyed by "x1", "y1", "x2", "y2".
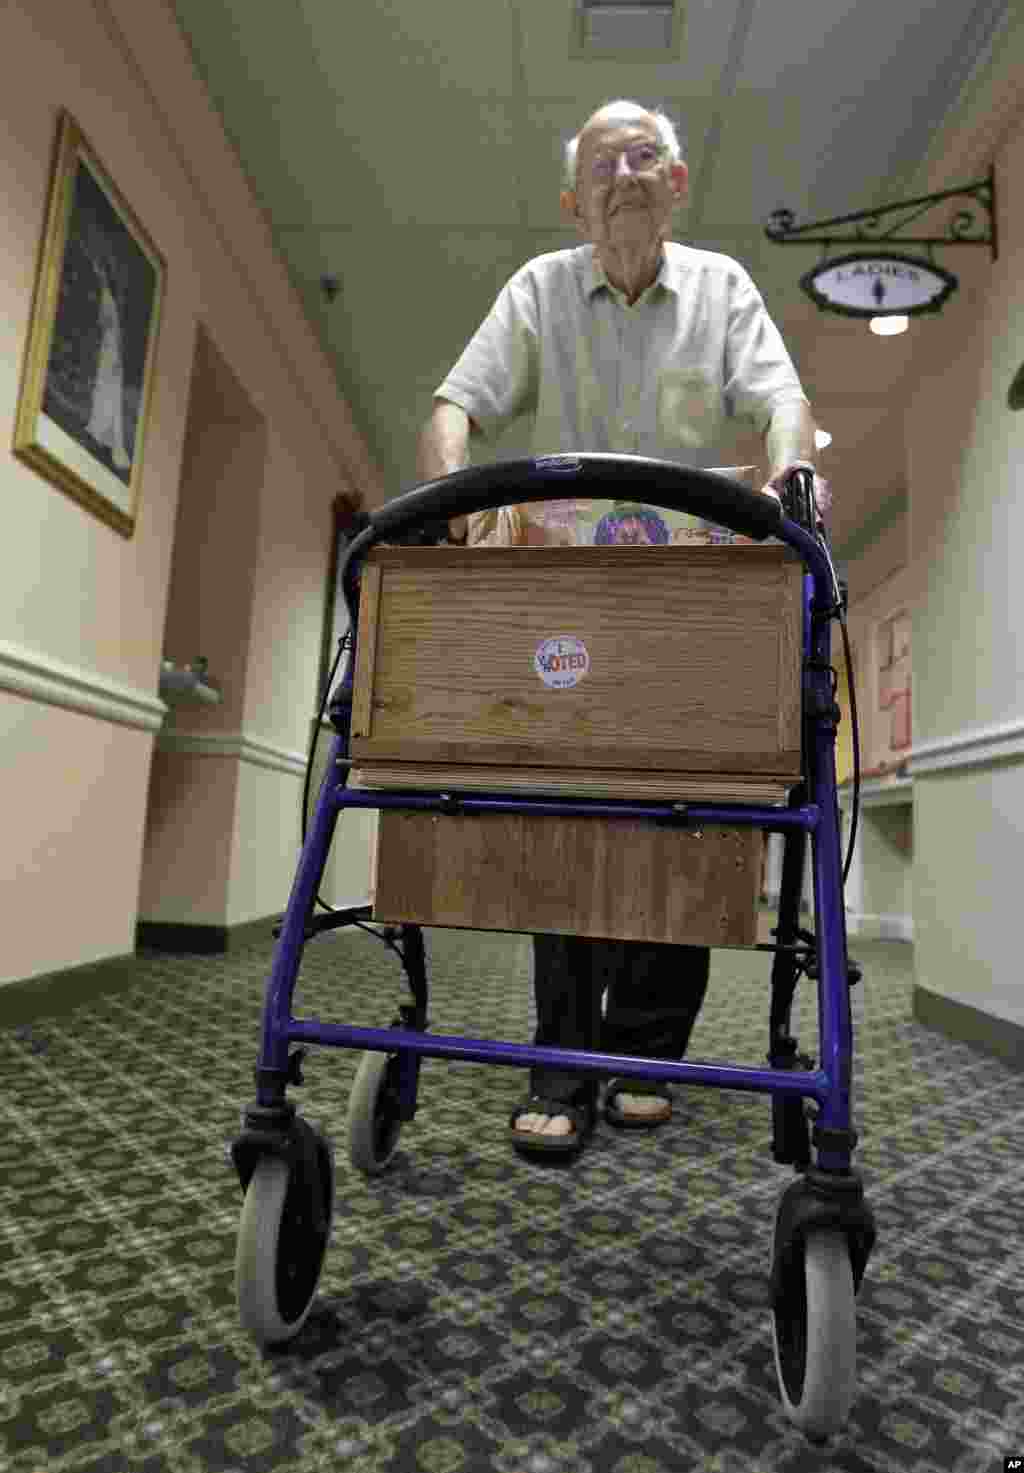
[{"x1": 571, "y1": 0, "x2": 682, "y2": 59}]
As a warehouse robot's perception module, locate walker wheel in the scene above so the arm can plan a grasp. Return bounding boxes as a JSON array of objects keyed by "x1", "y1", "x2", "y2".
[
  {"x1": 770, "y1": 1227, "x2": 857, "y2": 1441},
  {"x1": 235, "y1": 1126, "x2": 334, "y2": 1346},
  {"x1": 347, "y1": 1051, "x2": 403, "y2": 1175}
]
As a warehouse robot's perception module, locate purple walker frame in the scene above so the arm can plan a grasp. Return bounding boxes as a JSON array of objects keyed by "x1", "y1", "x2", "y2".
[{"x1": 231, "y1": 457, "x2": 876, "y2": 1326}]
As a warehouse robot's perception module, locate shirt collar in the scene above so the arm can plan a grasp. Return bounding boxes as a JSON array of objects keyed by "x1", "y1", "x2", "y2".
[{"x1": 581, "y1": 243, "x2": 677, "y2": 302}]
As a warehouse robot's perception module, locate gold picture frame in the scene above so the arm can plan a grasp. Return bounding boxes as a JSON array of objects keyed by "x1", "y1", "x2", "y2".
[{"x1": 14, "y1": 110, "x2": 166, "y2": 537}]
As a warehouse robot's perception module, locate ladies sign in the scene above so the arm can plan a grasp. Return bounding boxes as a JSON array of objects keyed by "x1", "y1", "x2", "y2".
[{"x1": 800, "y1": 252, "x2": 957, "y2": 318}]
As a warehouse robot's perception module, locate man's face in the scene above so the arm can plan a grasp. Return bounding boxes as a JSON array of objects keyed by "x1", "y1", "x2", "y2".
[{"x1": 561, "y1": 115, "x2": 688, "y2": 252}]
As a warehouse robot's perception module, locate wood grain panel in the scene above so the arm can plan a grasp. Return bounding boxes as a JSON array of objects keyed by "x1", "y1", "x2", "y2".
[
  {"x1": 350, "y1": 562, "x2": 382, "y2": 741},
  {"x1": 349, "y1": 764, "x2": 793, "y2": 803},
  {"x1": 350, "y1": 545, "x2": 804, "y2": 778},
  {"x1": 372, "y1": 810, "x2": 763, "y2": 947}
]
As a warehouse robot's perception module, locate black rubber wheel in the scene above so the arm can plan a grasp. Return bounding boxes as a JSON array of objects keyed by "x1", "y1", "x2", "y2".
[
  {"x1": 347, "y1": 1051, "x2": 404, "y2": 1175},
  {"x1": 770, "y1": 1227, "x2": 856, "y2": 1440},
  {"x1": 235, "y1": 1126, "x2": 335, "y2": 1345}
]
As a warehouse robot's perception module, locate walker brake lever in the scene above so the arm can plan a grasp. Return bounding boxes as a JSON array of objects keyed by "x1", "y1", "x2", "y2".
[
  {"x1": 782, "y1": 467, "x2": 846, "y2": 613},
  {"x1": 780, "y1": 466, "x2": 816, "y2": 534}
]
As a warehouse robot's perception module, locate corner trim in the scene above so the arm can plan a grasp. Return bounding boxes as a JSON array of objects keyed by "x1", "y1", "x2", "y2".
[
  {"x1": 0, "y1": 639, "x2": 338, "y2": 776},
  {"x1": 0, "y1": 637, "x2": 166, "y2": 732},
  {"x1": 838, "y1": 776, "x2": 913, "y2": 808},
  {"x1": 835, "y1": 718, "x2": 1024, "y2": 789},
  {"x1": 907, "y1": 715, "x2": 1024, "y2": 775},
  {"x1": 156, "y1": 729, "x2": 308, "y2": 777}
]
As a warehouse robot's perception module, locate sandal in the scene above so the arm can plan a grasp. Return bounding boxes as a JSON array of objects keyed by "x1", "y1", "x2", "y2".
[
  {"x1": 509, "y1": 1094, "x2": 595, "y2": 1159},
  {"x1": 603, "y1": 1078, "x2": 673, "y2": 1129}
]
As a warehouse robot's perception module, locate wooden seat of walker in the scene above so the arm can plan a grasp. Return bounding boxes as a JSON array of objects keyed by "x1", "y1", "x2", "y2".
[{"x1": 348, "y1": 544, "x2": 804, "y2": 947}]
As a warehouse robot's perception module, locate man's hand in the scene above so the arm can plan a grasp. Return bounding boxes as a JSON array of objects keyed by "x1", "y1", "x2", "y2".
[
  {"x1": 762, "y1": 402, "x2": 828, "y2": 513},
  {"x1": 761, "y1": 460, "x2": 831, "y2": 517},
  {"x1": 417, "y1": 399, "x2": 473, "y2": 543}
]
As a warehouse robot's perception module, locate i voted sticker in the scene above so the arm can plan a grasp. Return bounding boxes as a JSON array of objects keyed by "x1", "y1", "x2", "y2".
[{"x1": 535, "y1": 635, "x2": 590, "y2": 689}]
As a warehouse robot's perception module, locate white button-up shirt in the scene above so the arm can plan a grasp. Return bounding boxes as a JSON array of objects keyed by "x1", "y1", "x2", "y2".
[{"x1": 435, "y1": 241, "x2": 808, "y2": 465}]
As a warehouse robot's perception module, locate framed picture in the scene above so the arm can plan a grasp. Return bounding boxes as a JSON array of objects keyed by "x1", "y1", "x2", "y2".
[
  {"x1": 877, "y1": 664, "x2": 894, "y2": 711},
  {"x1": 890, "y1": 688, "x2": 912, "y2": 750},
  {"x1": 318, "y1": 492, "x2": 362, "y2": 706},
  {"x1": 14, "y1": 110, "x2": 166, "y2": 537},
  {"x1": 873, "y1": 607, "x2": 913, "y2": 758}
]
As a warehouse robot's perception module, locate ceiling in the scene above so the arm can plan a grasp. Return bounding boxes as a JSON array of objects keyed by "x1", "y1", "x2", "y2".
[{"x1": 169, "y1": 0, "x2": 1010, "y2": 557}]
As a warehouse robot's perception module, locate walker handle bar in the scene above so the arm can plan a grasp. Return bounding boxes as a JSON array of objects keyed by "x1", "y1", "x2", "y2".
[{"x1": 370, "y1": 453, "x2": 789, "y2": 544}]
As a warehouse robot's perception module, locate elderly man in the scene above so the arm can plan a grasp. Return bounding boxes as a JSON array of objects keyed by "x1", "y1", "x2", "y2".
[{"x1": 417, "y1": 100, "x2": 820, "y2": 1161}]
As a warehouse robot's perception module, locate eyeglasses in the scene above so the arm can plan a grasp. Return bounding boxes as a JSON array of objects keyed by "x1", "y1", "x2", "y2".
[{"x1": 588, "y1": 141, "x2": 665, "y2": 183}]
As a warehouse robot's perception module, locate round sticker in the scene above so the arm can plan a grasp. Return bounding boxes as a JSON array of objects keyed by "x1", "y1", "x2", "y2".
[{"x1": 535, "y1": 635, "x2": 590, "y2": 689}]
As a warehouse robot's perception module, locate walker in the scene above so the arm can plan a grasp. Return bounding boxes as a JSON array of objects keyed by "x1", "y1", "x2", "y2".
[{"x1": 229, "y1": 455, "x2": 876, "y2": 1444}]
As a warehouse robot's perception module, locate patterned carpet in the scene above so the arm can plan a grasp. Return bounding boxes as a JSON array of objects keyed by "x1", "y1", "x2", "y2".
[{"x1": 2, "y1": 920, "x2": 1023, "y2": 1473}]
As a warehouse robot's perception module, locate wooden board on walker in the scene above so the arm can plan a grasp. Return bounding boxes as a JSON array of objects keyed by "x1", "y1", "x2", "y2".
[
  {"x1": 371, "y1": 808, "x2": 764, "y2": 947},
  {"x1": 351, "y1": 541, "x2": 798, "y2": 946},
  {"x1": 350, "y1": 543, "x2": 803, "y2": 781}
]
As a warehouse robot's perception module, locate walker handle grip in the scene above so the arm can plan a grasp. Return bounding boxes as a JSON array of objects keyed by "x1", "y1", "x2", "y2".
[{"x1": 369, "y1": 453, "x2": 783, "y2": 543}]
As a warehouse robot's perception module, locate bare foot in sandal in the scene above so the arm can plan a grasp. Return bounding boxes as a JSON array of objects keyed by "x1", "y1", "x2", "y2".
[
  {"x1": 615, "y1": 1094, "x2": 671, "y2": 1122},
  {"x1": 514, "y1": 1111, "x2": 575, "y2": 1137},
  {"x1": 510, "y1": 1096, "x2": 594, "y2": 1156},
  {"x1": 604, "y1": 1080, "x2": 673, "y2": 1127}
]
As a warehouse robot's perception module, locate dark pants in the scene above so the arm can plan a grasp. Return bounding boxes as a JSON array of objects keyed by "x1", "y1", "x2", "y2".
[{"x1": 529, "y1": 934, "x2": 711, "y2": 1110}]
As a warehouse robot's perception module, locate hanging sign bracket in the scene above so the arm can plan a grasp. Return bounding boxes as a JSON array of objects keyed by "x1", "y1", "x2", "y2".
[{"x1": 765, "y1": 169, "x2": 996, "y2": 261}]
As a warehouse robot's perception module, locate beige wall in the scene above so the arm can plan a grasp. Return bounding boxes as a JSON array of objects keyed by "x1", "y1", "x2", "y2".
[
  {"x1": 824, "y1": 28, "x2": 1024, "y2": 993},
  {"x1": 842, "y1": 543, "x2": 921, "y2": 777},
  {"x1": 905, "y1": 108, "x2": 1024, "y2": 1029},
  {"x1": 834, "y1": 37, "x2": 1024, "y2": 1017},
  {"x1": 0, "y1": 0, "x2": 380, "y2": 984}
]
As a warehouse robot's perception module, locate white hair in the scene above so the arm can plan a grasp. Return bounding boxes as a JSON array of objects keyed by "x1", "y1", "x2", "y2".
[{"x1": 563, "y1": 101, "x2": 682, "y2": 191}]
